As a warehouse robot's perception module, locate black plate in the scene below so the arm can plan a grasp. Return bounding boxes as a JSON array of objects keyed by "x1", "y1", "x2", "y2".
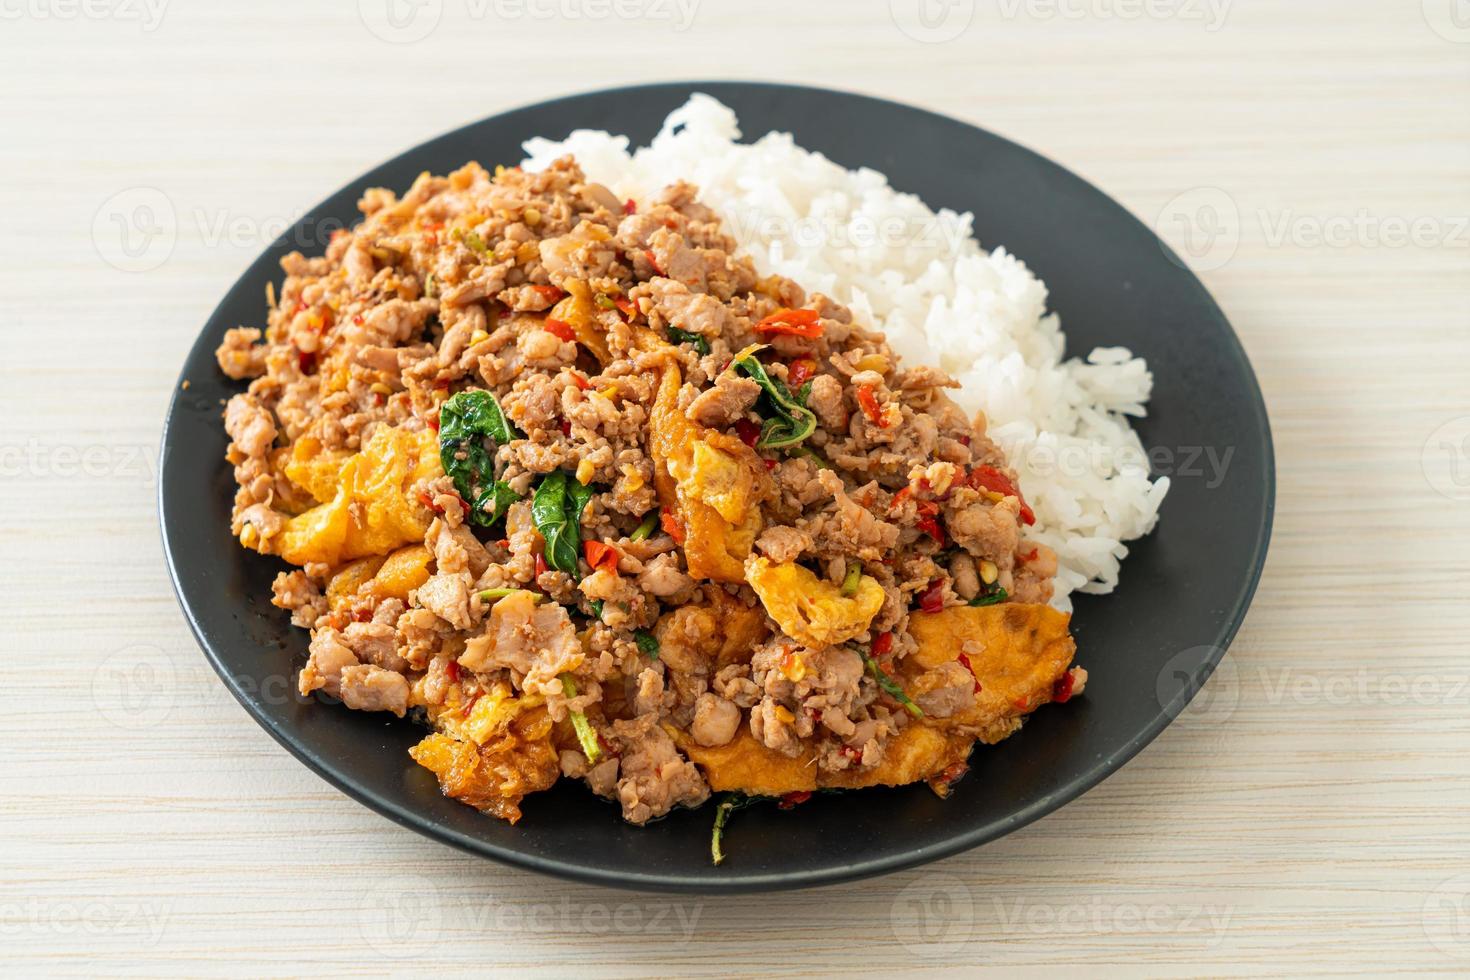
[{"x1": 160, "y1": 81, "x2": 1274, "y2": 893}]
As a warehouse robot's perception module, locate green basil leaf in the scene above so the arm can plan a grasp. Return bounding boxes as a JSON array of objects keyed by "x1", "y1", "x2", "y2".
[
  {"x1": 531, "y1": 470, "x2": 595, "y2": 577},
  {"x1": 734, "y1": 353, "x2": 817, "y2": 450},
  {"x1": 475, "y1": 481, "x2": 520, "y2": 525},
  {"x1": 968, "y1": 583, "x2": 1009, "y2": 607},
  {"x1": 566, "y1": 476, "x2": 594, "y2": 525},
  {"x1": 668, "y1": 326, "x2": 710, "y2": 356},
  {"x1": 439, "y1": 390, "x2": 523, "y2": 526},
  {"x1": 634, "y1": 631, "x2": 659, "y2": 658}
]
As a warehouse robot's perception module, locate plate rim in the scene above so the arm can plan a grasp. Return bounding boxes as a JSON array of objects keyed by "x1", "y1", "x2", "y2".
[{"x1": 159, "y1": 79, "x2": 1276, "y2": 893}]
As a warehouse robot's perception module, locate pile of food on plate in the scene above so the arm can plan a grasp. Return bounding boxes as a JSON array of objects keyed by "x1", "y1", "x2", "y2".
[{"x1": 216, "y1": 100, "x2": 1164, "y2": 861}]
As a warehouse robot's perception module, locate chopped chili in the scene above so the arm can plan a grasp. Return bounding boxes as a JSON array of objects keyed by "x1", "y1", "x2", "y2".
[
  {"x1": 445, "y1": 659, "x2": 460, "y2": 683},
  {"x1": 534, "y1": 553, "x2": 549, "y2": 579},
  {"x1": 622, "y1": 199, "x2": 637, "y2": 215},
  {"x1": 918, "y1": 579, "x2": 946, "y2": 614},
  {"x1": 872, "y1": 631, "x2": 893, "y2": 657},
  {"x1": 544, "y1": 318, "x2": 576, "y2": 342},
  {"x1": 778, "y1": 790, "x2": 813, "y2": 810},
  {"x1": 569, "y1": 372, "x2": 591, "y2": 391},
  {"x1": 644, "y1": 249, "x2": 663, "y2": 275},
  {"x1": 787, "y1": 358, "x2": 817, "y2": 388},
  {"x1": 560, "y1": 419, "x2": 572, "y2": 437},
  {"x1": 1052, "y1": 669, "x2": 1076, "y2": 703},
  {"x1": 583, "y1": 540, "x2": 621, "y2": 575},
  {"x1": 931, "y1": 761, "x2": 969, "y2": 796},
  {"x1": 427, "y1": 412, "x2": 441, "y2": 432},
  {"x1": 734, "y1": 418, "x2": 761, "y2": 448},
  {"x1": 352, "y1": 313, "x2": 364, "y2": 326},
  {"x1": 753, "y1": 308, "x2": 822, "y2": 338},
  {"x1": 970, "y1": 465, "x2": 1036, "y2": 525},
  {"x1": 916, "y1": 514, "x2": 946, "y2": 546},
  {"x1": 660, "y1": 509, "x2": 685, "y2": 544},
  {"x1": 855, "y1": 384, "x2": 887, "y2": 427},
  {"x1": 297, "y1": 349, "x2": 318, "y2": 375},
  {"x1": 614, "y1": 297, "x2": 637, "y2": 320},
  {"x1": 955, "y1": 651, "x2": 982, "y2": 694},
  {"x1": 532, "y1": 284, "x2": 565, "y2": 303},
  {"x1": 763, "y1": 458, "x2": 777, "y2": 470}
]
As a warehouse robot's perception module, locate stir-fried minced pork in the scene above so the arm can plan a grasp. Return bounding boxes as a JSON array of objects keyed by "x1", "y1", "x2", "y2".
[{"x1": 216, "y1": 157, "x2": 1081, "y2": 834}]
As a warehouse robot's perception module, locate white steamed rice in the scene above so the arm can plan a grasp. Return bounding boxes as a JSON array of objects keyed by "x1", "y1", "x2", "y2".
[{"x1": 522, "y1": 94, "x2": 1168, "y2": 610}]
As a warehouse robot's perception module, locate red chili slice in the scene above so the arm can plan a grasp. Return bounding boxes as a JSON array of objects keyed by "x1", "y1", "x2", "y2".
[
  {"x1": 916, "y1": 515, "x2": 946, "y2": 547},
  {"x1": 569, "y1": 372, "x2": 591, "y2": 391},
  {"x1": 660, "y1": 509, "x2": 685, "y2": 544},
  {"x1": 778, "y1": 790, "x2": 813, "y2": 810},
  {"x1": 786, "y1": 358, "x2": 817, "y2": 388},
  {"x1": 532, "y1": 284, "x2": 565, "y2": 303},
  {"x1": 955, "y1": 652, "x2": 982, "y2": 695},
  {"x1": 614, "y1": 297, "x2": 636, "y2": 320},
  {"x1": 872, "y1": 631, "x2": 894, "y2": 657},
  {"x1": 855, "y1": 384, "x2": 887, "y2": 427},
  {"x1": 918, "y1": 580, "x2": 946, "y2": 614},
  {"x1": 1052, "y1": 669, "x2": 1076, "y2": 704},
  {"x1": 622, "y1": 199, "x2": 637, "y2": 215},
  {"x1": 734, "y1": 418, "x2": 761, "y2": 448},
  {"x1": 970, "y1": 465, "x2": 1036, "y2": 525},
  {"x1": 583, "y1": 540, "x2": 621, "y2": 575},
  {"x1": 534, "y1": 553, "x2": 548, "y2": 579},
  {"x1": 754, "y1": 308, "x2": 822, "y2": 338},
  {"x1": 544, "y1": 318, "x2": 576, "y2": 342}
]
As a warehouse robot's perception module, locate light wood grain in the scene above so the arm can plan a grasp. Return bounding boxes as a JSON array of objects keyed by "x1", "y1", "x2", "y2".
[{"x1": 3, "y1": 0, "x2": 1468, "y2": 975}]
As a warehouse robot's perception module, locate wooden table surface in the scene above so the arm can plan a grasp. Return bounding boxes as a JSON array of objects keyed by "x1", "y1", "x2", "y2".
[{"x1": 4, "y1": 0, "x2": 1467, "y2": 975}]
